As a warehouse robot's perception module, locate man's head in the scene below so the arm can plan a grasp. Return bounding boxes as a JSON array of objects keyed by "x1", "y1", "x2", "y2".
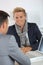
[
  {"x1": 13, "y1": 7, "x2": 26, "y2": 28},
  {"x1": 0, "y1": 10, "x2": 9, "y2": 34}
]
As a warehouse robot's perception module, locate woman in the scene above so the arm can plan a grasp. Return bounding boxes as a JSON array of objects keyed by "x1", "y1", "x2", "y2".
[{"x1": 7, "y1": 7, "x2": 42, "y2": 51}]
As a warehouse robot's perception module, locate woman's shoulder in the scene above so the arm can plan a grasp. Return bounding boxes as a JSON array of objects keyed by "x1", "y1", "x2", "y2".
[
  {"x1": 9, "y1": 25, "x2": 15, "y2": 28},
  {"x1": 28, "y1": 22, "x2": 37, "y2": 26},
  {"x1": 28, "y1": 23, "x2": 39, "y2": 29},
  {"x1": 8, "y1": 25, "x2": 15, "y2": 30}
]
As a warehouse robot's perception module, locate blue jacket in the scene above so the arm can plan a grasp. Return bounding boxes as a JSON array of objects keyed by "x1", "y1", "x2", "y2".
[{"x1": 7, "y1": 23, "x2": 42, "y2": 50}]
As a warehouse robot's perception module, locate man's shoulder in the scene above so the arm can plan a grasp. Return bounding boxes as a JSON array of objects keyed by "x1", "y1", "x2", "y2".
[
  {"x1": 0, "y1": 34, "x2": 13, "y2": 45},
  {"x1": 5, "y1": 35, "x2": 15, "y2": 39},
  {"x1": 1, "y1": 34, "x2": 12, "y2": 39},
  {"x1": 2, "y1": 35, "x2": 16, "y2": 44},
  {"x1": 6, "y1": 35, "x2": 18, "y2": 47}
]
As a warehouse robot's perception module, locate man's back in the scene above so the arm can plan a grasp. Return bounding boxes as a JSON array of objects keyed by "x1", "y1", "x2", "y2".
[
  {"x1": 0, "y1": 34, "x2": 14, "y2": 65},
  {"x1": 0, "y1": 34, "x2": 31, "y2": 65}
]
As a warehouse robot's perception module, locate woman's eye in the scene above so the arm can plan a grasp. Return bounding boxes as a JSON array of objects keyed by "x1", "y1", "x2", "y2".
[
  {"x1": 20, "y1": 16, "x2": 22, "y2": 18},
  {"x1": 16, "y1": 17, "x2": 18, "y2": 19}
]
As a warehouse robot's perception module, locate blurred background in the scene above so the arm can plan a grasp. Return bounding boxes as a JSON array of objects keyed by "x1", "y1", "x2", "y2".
[{"x1": 0, "y1": 0, "x2": 43, "y2": 34}]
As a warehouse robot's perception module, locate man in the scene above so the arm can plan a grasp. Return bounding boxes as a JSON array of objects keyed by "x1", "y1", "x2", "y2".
[
  {"x1": 0, "y1": 10, "x2": 31, "y2": 65},
  {"x1": 7, "y1": 7, "x2": 42, "y2": 50}
]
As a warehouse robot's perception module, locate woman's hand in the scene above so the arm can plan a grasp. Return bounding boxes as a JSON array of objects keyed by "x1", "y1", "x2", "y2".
[{"x1": 21, "y1": 47, "x2": 32, "y2": 53}]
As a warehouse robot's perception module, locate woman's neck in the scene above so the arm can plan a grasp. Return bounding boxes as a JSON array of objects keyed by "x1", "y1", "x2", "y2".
[{"x1": 20, "y1": 23, "x2": 25, "y2": 33}]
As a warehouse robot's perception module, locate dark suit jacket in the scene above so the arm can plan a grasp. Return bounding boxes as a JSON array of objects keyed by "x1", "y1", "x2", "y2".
[{"x1": 7, "y1": 23, "x2": 42, "y2": 50}]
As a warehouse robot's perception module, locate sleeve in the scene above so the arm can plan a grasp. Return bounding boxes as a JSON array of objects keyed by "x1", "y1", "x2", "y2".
[
  {"x1": 8, "y1": 35, "x2": 31, "y2": 65},
  {"x1": 34, "y1": 23, "x2": 42, "y2": 42}
]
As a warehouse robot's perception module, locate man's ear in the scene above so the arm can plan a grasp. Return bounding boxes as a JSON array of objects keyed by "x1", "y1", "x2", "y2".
[{"x1": 2, "y1": 22, "x2": 5, "y2": 28}]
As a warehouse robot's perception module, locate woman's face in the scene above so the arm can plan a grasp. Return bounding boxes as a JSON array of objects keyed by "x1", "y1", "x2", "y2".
[{"x1": 13, "y1": 12, "x2": 26, "y2": 27}]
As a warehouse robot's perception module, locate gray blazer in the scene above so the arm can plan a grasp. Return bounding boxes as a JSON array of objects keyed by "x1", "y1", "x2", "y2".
[{"x1": 0, "y1": 34, "x2": 31, "y2": 65}]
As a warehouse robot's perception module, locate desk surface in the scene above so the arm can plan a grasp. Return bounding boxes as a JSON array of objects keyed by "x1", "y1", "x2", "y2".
[
  {"x1": 31, "y1": 60, "x2": 43, "y2": 65},
  {"x1": 26, "y1": 51, "x2": 43, "y2": 65}
]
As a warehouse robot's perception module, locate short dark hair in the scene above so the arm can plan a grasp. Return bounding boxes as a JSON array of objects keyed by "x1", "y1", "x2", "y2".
[{"x1": 0, "y1": 10, "x2": 10, "y2": 26}]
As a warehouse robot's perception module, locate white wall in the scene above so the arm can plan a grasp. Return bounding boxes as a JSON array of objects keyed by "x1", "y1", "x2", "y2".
[{"x1": 0, "y1": 0, "x2": 43, "y2": 33}]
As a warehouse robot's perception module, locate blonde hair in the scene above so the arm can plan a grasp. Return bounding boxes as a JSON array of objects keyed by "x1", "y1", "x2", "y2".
[{"x1": 13, "y1": 7, "x2": 26, "y2": 16}]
